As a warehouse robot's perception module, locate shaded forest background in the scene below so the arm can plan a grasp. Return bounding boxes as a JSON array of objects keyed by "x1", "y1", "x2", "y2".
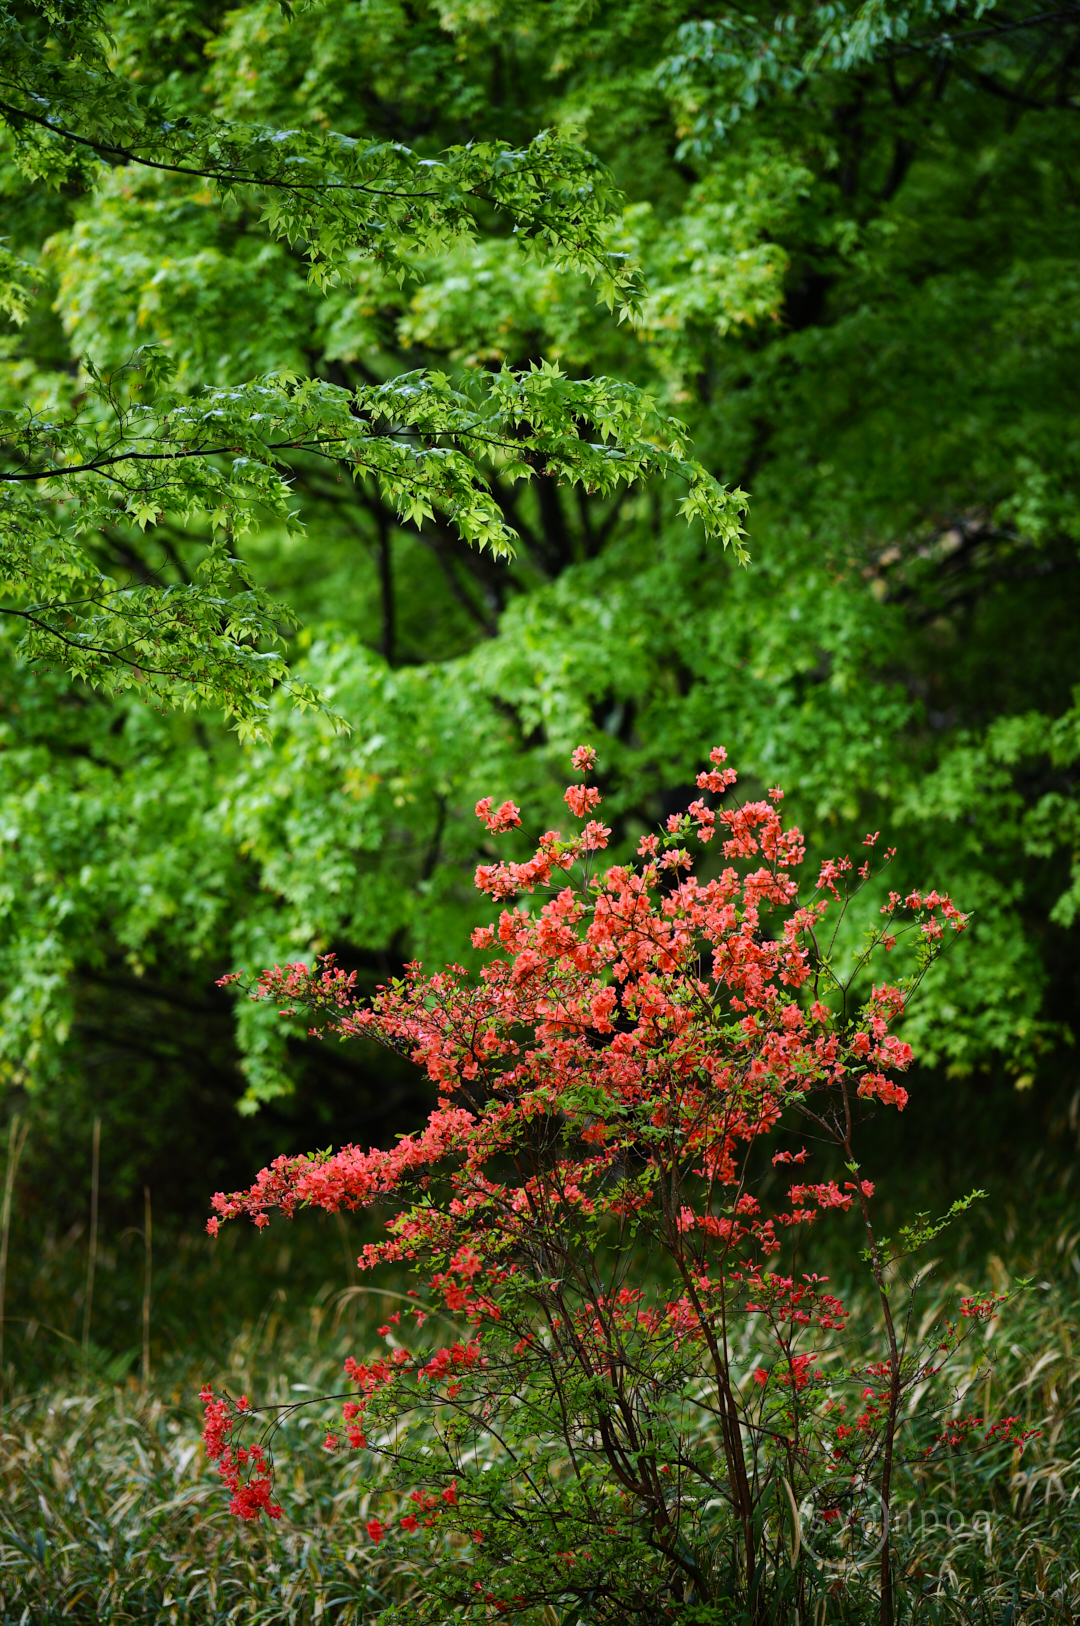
[{"x1": 1, "y1": 0, "x2": 1079, "y2": 1377}]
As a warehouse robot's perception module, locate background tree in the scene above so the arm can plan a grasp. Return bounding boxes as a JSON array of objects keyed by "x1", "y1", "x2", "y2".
[
  {"x1": 0, "y1": 0, "x2": 1077, "y2": 1255},
  {"x1": 1, "y1": 0, "x2": 739, "y2": 731}
]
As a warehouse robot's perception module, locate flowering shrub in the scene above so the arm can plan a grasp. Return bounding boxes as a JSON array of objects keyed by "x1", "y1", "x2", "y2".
[{"x1": 203, "y1": 746, "x2": 1031, "y2": 1626}]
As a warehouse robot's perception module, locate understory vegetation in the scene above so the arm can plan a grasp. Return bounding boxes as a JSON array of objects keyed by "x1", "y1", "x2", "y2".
[{"x1": 1, "y1": 1222, "x2": 1078, "y2": 1622}]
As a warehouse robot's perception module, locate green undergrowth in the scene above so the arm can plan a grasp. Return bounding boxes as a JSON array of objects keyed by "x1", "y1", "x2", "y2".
[{"x1": 0, "y1": 1221, "x2": 1077, "y2": 1624}]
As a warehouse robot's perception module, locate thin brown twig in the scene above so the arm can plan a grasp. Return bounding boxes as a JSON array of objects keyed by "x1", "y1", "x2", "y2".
[
  {"x1": 0, "y1": 1115, "x2": 30, "y2": 1393},
  {"x1": 82, "y1": 1117, "x2": 101, "y2": 1362}
]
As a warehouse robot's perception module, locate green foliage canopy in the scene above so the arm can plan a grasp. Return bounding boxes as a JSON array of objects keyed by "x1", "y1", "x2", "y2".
[
  {"x1": 1, "y1": 0, "x2": 741, "y2": 732},
  {"x1": 0, "y1": 0, "x2": 1077, "y2": 1197}
]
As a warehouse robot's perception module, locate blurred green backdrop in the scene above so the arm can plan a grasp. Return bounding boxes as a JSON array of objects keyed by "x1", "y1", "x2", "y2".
[{"x1": 0, "y1": 0, "x2": 1078, "y2": 1381}]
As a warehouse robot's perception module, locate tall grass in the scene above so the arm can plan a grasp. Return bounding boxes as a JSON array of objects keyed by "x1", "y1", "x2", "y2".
[
  {"x1": 0, "y1": 1215, "x2": 1077, "y2": 1622},
  {"x1": 0, "y1": 1286, "x2": 428, "y2": 1622}
]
